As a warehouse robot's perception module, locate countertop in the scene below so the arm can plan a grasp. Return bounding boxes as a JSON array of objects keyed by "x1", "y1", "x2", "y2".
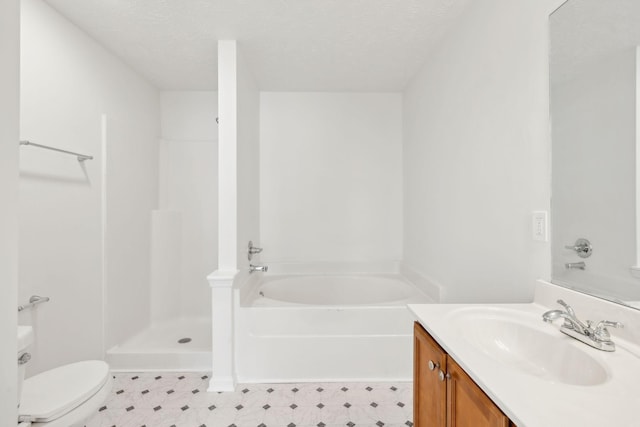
[{"x1": 408, "y1": 301, "x2": 640, "y2": 427}]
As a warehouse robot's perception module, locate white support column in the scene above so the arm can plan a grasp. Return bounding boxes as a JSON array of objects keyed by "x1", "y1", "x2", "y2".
[
  {"x1": 208, "y1": 271, "x2": 237, "y2": 392},
  {"x1": 209, "y1": 40, "x2": 239, "y2": 392},
  {"x1": 217, "y1": 40, "x2": 238, "y2": 272}
]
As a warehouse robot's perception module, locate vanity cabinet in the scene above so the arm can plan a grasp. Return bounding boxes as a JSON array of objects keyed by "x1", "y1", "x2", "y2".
[{"x1": 414, "y1": 322, "x2": 514, "y2": 427}]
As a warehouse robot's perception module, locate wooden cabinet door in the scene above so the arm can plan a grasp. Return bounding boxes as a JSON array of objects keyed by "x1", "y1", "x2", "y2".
[
  {"x1": 414, "y1": 322, "x2": 447, "y2": 427},
  {"x1": 446, "y1": 358, "x2": 510, "y2": 427}
]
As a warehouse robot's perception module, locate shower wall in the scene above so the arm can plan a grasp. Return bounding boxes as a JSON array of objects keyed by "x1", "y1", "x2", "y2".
[
  {"x1": 259, "y1": 92, "x2": 403, "y2": 266},
  {"x1": 156, "y1": 91, "x2": 218, "y2": 321},
  {"x1": 19, "y1": 0, "x2": 159, "y2": 374},
  {"x1": 236, "y1": 49, "x2": 261, "y2": 274}
]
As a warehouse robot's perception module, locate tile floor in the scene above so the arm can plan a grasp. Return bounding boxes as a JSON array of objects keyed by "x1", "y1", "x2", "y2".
[{"x1": 85, "y1": 373, "x2": 414, "y2": 427}]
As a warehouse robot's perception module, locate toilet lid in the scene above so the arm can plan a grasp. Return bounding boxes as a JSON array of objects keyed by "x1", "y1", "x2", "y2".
[{"x1": 19, "y1": 360, "x2": 110, "y2": 422}]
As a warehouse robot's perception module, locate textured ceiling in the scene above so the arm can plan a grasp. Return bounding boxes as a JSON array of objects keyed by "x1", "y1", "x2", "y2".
[
  {"x1": 44, "y1": 0, "x2": 470, "y2": 91},
  {"x1": 551, "y1": 0, "x2": 640, "y2": 84}
]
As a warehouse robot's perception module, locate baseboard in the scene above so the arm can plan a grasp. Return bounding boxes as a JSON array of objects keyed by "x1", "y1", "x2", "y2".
[
  {"x1": 236, "y1": 376, "x2": 413, "y2": 384},
  {"x1": 208, "y1": 376, "x2": 237, "y2": 392}
]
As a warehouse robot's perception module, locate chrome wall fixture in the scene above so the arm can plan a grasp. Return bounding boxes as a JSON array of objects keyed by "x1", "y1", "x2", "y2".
[
  {"x1": 249, "y1": 264, "x2": 268, "y2": 273},
  {"x1": 248, "y1": 241, "x2": 268, "y2": 272},
  {"x1": 565, "y1": 262, "x2": 586, "y2": 270},
  {"x1": 20, "y1": 140, "x2": 93, "y2": 161},
  {"x1": 247, "y1": 240, "x2": 263, "y2": 261},
  {"x1": 18, "y1": 295, "x2": 50, "y2": 312},
  {"x1": 18, "y1": 353, "x2": 31, "y2": 365},
  {"x1": 565, "y1": 238, "x2": 593, "y2": 258}
]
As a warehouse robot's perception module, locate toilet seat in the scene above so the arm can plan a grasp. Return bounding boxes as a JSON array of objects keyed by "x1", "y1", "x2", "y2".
[{"x1": 19, "y1": 360, "x2": 111, "y2": 425}]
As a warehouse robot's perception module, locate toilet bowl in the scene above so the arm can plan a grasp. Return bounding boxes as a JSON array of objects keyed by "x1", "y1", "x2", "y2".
[{"x1": 17, "y1": 326, "x2": 113, "y2": 427}]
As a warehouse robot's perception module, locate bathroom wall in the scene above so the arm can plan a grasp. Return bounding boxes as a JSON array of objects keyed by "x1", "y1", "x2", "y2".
[
  {"x1": 19, "y1": 0, "x2": 159, "y2": 373},
  {"x1": 236, "y1": 49, "x2": 261, "y2": 273},
  {"x1": 403, "y1": 0, "x2": 562, "y2": 302},
  {"x1": 260, "y1": 92, "x2": 403, "y2": 266},
  {"x1": 156, "y1": 91, "x2": 218, "y2": 320},
  {"x1": 0, "y1": 0, "x2": 20, "y2": 421},
  {"x1": 551, "y1": 47, "x2": 639, "y2": 300}
]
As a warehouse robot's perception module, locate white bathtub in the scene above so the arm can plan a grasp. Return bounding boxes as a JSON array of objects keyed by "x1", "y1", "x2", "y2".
[
  {"x1": 235, "y1": 272, "x2": 432, "y2": 383},
  {"x1": 252, "y1": 274, "x2": 420, "y2": 306}
]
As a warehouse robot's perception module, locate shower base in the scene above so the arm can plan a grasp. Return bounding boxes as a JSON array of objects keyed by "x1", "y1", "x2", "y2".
[{"x1": 106, "y1": 317, "x2": 211, "y2": 372}]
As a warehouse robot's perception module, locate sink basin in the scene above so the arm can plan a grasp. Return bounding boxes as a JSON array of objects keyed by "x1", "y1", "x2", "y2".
[{"x1": 449, "y1": 307, "x2": 608, "y2": 386}]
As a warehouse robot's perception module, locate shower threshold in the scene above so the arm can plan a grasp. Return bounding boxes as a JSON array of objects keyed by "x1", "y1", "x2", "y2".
[{"x1": 106, "y1": 317, "x2": 211, "y2": 372}]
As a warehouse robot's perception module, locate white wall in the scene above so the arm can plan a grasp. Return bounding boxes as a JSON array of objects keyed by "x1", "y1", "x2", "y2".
[
  {"x1": 19, "y1": 0, "x2": 159, "y2": 371},
  {"x1": 236, "y1": 49, "x2": 261, "y2": 272},
  {"x1": 104, "y1": 110, "x2": 159, "y2": 350},
  {"x1": 156, "y1": 91, "x2": 217, "y2": 320},
  {"x1": 0, "y1": 0, "x2": 20, "y2": 422},
  {"x1": 260, "y1": 92, "x2": 403, "y2": 265},
  {"x1": 551, "y1": 48, "x2": 639, "y2": 300},
  {"x1": 403, "y1": 0, "x2": 562, "y2": 303}
]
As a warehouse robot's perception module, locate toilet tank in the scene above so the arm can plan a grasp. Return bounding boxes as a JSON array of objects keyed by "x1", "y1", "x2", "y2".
[{"x1": 17, "y1": 326, "x2": 34, "y2": 408}]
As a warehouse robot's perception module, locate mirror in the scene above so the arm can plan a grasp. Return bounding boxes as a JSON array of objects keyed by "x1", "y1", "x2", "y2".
[{"x1": 550, "y1": 0, "x2": 640, "y2": 308}]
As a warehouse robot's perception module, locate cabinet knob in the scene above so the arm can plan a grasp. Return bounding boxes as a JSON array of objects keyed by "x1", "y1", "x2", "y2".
[
  {"x1": 428, "y1": 360, "x2": 440, "y2": 371},
  {"x1": 438, "y1": 370, "x2": 450, "y2": 382}
]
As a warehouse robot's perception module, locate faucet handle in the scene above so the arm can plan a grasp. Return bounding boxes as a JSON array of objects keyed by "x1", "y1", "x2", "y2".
[
  {"x1": 556, "y1": 299, "x2": 575, "y2": 316},
  {"x1": 596, "y1": 320, "x2": 624, "y2": 329},
  {"x1": 564, "y1": 238, "x2": 593, "y2": 258},
  {"x1": 248, "y1": 240, "x2": 263, "y2": 261},
  {"x1": 556, "y1": 299, "x2": 590, "y2": 332},
  {"x1": 593, "y1": 320, "x2": 624, "y2": 342}
]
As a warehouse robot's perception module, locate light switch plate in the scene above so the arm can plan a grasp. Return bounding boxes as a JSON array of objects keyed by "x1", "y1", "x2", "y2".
[{"x1": 532, "y1": 211, "x2": 548, "y2": 242}]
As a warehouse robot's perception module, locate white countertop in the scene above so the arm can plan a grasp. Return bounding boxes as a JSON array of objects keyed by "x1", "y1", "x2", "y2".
[{"x1": 408, "y1": 301, "x2": 640, "y2": 427}]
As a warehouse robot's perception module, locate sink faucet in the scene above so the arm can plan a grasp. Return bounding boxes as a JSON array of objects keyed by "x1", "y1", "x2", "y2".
[
  {"x1": 543, "y1": 309, "x2": 588, "y2": 334},
  {"x1": 542, "y1": 299, "x2": 623, "y2": 352},
  {"x1": 542, "y1": 300, "x2": 590, "y2": 334}
]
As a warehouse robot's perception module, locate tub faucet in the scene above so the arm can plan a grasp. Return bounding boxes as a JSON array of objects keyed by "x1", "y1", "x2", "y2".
[
  {"x1": 249, "y1": 264, "x2": 268, "y2": 273},
  {"x1": 565, "y1": 261, "x2": 586, "y2": 270},
  {"x1": 542, "y1": 299, "x2": 623, "y2": 351}
]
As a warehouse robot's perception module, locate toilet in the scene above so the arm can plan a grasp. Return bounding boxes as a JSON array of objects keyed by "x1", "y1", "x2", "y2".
[{"x1": 17, "y1": 326, "x2": 113, "y2": 427}]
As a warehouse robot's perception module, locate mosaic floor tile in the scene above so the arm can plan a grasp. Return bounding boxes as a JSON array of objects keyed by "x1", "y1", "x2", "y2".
[{"x1": 85, "y1": 373, "x2": 413, "y2": 427}]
